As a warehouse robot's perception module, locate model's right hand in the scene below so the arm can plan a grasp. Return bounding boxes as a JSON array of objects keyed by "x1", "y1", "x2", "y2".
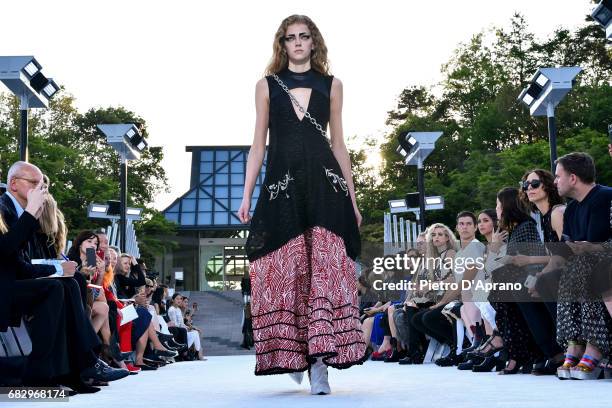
[
  {"x1": 237, "y1": 199, "x2": 252, "y2": 224},
  {"x1": 25, "y1": 180, "x2": 48, "y2": 219}
]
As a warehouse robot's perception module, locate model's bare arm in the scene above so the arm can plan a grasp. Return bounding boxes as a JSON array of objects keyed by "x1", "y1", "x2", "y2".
[
  {"x1": 329, "y1": 77, "x2": 361, "y2": 226},
  {"x1": 239, "y1": 79, "x2": 269, "y2": 223}
]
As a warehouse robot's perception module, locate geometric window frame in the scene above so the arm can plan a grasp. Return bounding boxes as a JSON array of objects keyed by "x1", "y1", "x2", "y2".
[{"x1": 163, "y1": 145, "x2": 267, "y2": 229}]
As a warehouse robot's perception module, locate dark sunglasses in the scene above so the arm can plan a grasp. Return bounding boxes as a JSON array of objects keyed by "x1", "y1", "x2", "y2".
[{"x1": 520, "y1": 179, "x2": 542, "y2": 191}]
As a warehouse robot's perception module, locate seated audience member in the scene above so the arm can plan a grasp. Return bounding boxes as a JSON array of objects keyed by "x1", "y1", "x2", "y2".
[
  {"x1": 361, "y1": 258, "x2": 407, "y2": 361},
  {"x1": 67, "y1": 231, "x2": 112, "y2": 346},
  {"x1": 168, "y1": 294, "x2": 205, "y2": 360},
  {"x1": 146, "y1": 280, "x2": 182, "y2": 350},
  {"x1": 465, "y1": 209, "x2": 507, "y2": 372},
  {"x1": 453, "y1": 212, "x2": 488, "y2": 367},
  {"x1": 0, "y1": 174, "x2": 67, "y2": 386},
  {"x1": 393, "y1": 247, "x2": 438, "y2": 365},
  {"x1": 488, "y1": 188, "x2": 547, "y2": 375},
  {"x1": 516, "y1": 169, "x2": 566, "y2": 375},
  {"x1": 1, "y1": 161, "x2": 128, "y2": 393},
  {"x1": 115, "y1": 253, "x2": 146, "y2": 299},
  {"x1": 410, "y1": 217, "x2": 465, "y2": 367},
  {"x1": 554, "y1": 152, "x2": 612, "y2": 380}
]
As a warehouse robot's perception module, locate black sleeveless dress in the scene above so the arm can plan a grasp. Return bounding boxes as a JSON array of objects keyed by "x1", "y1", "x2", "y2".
[
  {"x1": 245, "y1": 68, "x2": 361, "y2": 262},
  {"x1": 245, "y1": 68, "x2": 366, "y2": 376}
]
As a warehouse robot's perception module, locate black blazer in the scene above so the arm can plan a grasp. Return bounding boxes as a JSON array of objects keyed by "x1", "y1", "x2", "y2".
[{"x1": 0, "y1": 194, "x2": 58, "y2": 330}]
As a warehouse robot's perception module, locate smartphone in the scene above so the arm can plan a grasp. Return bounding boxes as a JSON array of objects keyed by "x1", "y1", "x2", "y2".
[
  {"x1": 86, "y1": 247, "x2": 97, "y2": 267},
  {"x1": 525, "y1": 275, "x2": 539, "y2": 289}
]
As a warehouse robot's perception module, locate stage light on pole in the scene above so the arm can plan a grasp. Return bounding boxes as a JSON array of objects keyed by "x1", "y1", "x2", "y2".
[
  {"x1": 388, "y1": 195, "x2": 445, "y2": 214},
  {"x1": 97, "y1": 124, "x2": 148, "y2": 252},
  {"x1": 0, "y1": 56, "x2": 59, "y2": 162},
  {"x1": 88, "y1": 201, "x2": 143, "y2": 221},
  {"x1": 517, "y1": 67, "x2": 581, "y2": 174},
  {"x1": 396, "y1": 131, "x2": 442, "y2": 230},
  {"x1": 591, "y1": 0, "x2": 612, "y2": 41}
]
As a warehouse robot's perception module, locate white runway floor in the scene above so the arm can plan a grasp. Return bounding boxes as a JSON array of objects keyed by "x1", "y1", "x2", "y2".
[{"x1": 6, "y1": 355, "x2": 612, "y2": 408}]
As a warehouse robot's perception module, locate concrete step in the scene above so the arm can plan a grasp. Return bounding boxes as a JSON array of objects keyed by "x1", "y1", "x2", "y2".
[{"x1": 188, "y1": 291, "x2": 255, "y2": 357}]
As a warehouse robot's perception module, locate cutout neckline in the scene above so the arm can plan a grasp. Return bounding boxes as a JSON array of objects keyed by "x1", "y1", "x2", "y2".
[{"x1": 287, "y1": 88, "x2": 312, "y2": 122}]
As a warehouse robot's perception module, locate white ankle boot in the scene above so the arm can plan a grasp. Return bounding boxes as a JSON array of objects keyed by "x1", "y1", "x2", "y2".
[
  {"x1": 288, "y1": 371, "x2": 304, "y2": 384},
  {"x1": 309, "y1": 358, "x2": 331, "y2": 395}
]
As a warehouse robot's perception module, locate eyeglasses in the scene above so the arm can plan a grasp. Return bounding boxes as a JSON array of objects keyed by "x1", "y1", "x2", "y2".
[
  {"x1": 145, "y1": 285, "x2": 153, "y2": 288},
  {"x1": 520, "y1": 179, "x2": 542, "y2": 191},
  {"x1": 15, "y1": 176, "x2": 41, "y2": 186}
]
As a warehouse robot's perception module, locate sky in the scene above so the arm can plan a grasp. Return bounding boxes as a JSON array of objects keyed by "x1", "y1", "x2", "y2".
[{"x1": 0, "y1": 0, "x2": 593, "y2": 211}]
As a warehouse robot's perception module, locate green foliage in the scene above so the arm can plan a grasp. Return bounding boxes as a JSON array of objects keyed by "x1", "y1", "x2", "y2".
[
  {"x1": 0, "y1": 90, "x2": 176, "y2": 263},
  {"x1": 350, "y1": 11, "x2": 612, "y2": 232},
  {"x1": 135, "y1": 209, "x2": 179, "y2": 267}
]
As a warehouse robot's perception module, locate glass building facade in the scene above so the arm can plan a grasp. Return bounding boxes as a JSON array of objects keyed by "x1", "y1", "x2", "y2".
[
  {"x1": 160, "y1": 146, "x2": 267, "y2": 291},
  {"x1": 163, "y1": 146, "x2": 266, "y2": 229}
]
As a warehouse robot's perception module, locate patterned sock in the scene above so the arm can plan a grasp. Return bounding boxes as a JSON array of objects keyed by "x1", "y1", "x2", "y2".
[
  {"x1": 563, "y1": 353, "x2": 579, "y2": 368},
  {"x1": 576, "y1": 354, "x2": 600, "y2": 371}
]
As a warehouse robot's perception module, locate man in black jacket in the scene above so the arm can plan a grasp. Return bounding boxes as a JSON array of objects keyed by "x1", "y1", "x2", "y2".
[
  {"x1": 0, "y1": 178, "x2": 68, "y2": 386},
  {"x1": 1, "y1": 161, "x2": 128, "y2": 391}
]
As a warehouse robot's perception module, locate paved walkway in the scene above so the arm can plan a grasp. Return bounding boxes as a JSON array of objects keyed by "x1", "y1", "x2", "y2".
[{"x1": 12, "y1": 355, "x2": 612, "y2": 408}]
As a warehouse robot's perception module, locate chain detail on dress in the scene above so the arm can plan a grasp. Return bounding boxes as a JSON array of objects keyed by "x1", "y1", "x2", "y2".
[
  {"x1": 272, "y1": 74, "x2": 329, "y2": 142},
  {"x1": 265, "y1": 170, "x2": 294, "y2": 200},
  {"x1": 323, "y1": 166, "x2": 348, "y2": 196}
]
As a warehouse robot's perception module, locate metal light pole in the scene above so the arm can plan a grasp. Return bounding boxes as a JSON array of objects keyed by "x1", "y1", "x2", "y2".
[
  {"x1": 546, "y1": 103, "x2": 558, "y2": 171},
  {"x1": 396, "y1": 131, "x2": 442, "y2": 230},
  {"x1": 20, "y1": 100, "x2": 28, "y2": 161},
  {"x1": 120, "y1": 157, "x2": 128, "y2": 253},
  {"x1": 416, "y1": 158, "x2": 426, "y2": 230},
  {"x1": 97, "y1": 124, "x2": 148, "y2": 252}
]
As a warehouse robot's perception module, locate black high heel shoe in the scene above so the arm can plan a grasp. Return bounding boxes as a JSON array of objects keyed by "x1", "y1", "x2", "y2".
[
  {"x1": 472, "y1": 349, "x2": 507, "y2": 372},
  {"x1": 399, "y1": 351, "x2": 424, "y2": 365},
  {"x1": 435, "y1": 350, "x2": 462, "y2": 367},
  {"x1": 470, "y1": 330, "x2": 504, "y2": 359},
  {"x1": 458, "y1": 354, "x2": 485, "y2": 370},
  {"x1": 499, "y1": 358, "x2": 531, "y2": 375},
  {"x1": 384, "y1": 338, "x2": 405, "y2": 363},
  {"x1": 385, "y1": 348, "x2": 406, "y2": 363},
  {"x1": 532, "y1": 357, "x2": 562, "y2": 376}
]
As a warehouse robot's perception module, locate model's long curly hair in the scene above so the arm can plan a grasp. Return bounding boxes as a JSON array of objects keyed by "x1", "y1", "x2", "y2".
[{"x1": 265, "y1": 15, "x2": 330, "y2": 76}]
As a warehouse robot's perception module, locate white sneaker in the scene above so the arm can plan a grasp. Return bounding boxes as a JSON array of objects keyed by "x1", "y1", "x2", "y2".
[
  {"x1": 288, "y1": 371, "x2": 304, "y2": 385},
  {"x1": 309, "y1": 358, "x2": 331, "y2": 395}
]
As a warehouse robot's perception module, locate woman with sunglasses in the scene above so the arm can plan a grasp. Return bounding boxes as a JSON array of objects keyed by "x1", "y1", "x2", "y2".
[
  {"x1": 518, "y1": 169, "x2": 565, "y2": 245},
  {"x1": 512, "y1": 169, "x2": 566, "y2": 374}
]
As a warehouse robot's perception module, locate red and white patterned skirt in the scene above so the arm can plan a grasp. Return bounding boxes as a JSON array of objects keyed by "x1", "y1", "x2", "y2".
[{"x1": 249, "y1": 226, "x2": 367, "y2": 375}]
